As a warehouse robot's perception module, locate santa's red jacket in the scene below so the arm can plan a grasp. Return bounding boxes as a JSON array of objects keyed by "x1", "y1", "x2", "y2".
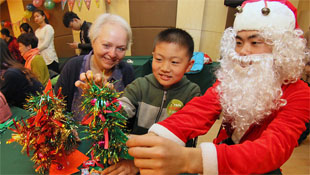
[{"x1": 150, "y1": 80, "x2": 310, "y2": 174}]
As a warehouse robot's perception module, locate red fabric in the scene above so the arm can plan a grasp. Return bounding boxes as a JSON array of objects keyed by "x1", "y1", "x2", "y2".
[
  {"x1": 7, "y1": 37, "x2": 23, "y2": 64},
  {"x1": 158, "y1": 80, "x2": 310, "y2": 174},
  {"x1": 49, "y1": 150, "x2": 89, "y2": 175},
  {"x1": 159, "y1": 81, "x2": 222, "y2": 142}
]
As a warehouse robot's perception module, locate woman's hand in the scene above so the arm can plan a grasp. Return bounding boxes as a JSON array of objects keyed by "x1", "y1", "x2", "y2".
[
  {"x1": 100, "y1": 159, "x2": 139, "y2": 175},
  {"x1": 126, "y1": 134, "x2": 203, "y2": 175},
  {"x1": 75, "y1": 70, "x2": 106, "y2": 90}
]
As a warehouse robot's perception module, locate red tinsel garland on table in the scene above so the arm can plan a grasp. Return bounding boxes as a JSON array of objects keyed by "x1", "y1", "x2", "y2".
[{"x1": 6, "y1": 80, "x2": 85, "y2": 174}]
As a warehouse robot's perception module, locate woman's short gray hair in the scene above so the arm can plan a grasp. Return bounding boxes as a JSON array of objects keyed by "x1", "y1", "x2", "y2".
[{"x1": 88, "y1": 13, "x2": 132, "y2": 48}]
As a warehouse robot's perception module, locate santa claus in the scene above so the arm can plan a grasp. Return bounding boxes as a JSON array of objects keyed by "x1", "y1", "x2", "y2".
[{"x1": 127, "y1": 0, "x2": 310, "y2": 175}]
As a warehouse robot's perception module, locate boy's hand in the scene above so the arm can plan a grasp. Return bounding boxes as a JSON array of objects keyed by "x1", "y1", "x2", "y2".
[
  {"x1": 67, "y1": 42, "x2": 79, "y2": 49},
  {"x1": 100, "y1": 159, "x2": 139, "y2": 175},
  {"x1": 75, "y1": 70, "x2": 107, "y2": 90}
]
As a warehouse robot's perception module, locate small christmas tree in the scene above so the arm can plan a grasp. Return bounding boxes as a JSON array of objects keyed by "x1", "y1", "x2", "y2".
[
  {"x1": 7, "y1": 81, "x2": 85, "y2": 174},
  {"x1": 80, "y1": 77, "x2": 132, "y2": 168}
]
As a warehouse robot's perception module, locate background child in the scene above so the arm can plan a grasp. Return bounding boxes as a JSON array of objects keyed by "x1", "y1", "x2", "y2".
[{"x1": 100, "y1": 28, "x2": 201, "y2": 174}]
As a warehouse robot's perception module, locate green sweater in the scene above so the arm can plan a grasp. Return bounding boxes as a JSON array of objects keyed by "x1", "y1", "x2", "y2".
[
  {"x1": 120, "y1": 73, "x2": 201, "y2": 135},
  {"x1": 31, "y1": 55, "x2": 50, "y2": 86}
]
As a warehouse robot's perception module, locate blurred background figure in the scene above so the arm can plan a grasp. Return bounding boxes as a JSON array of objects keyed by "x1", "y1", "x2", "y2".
[
  {"x1": 0, "y1": 28, "x2": 24, "y2": 64},
  {"x1": 17, "y1": 33, "x2": 50, "y2": 86},
  {"x1": 19, "y1": 23, "x2": 34, "y2": 34},
  {"x1": 0, "y1": 39, "x2": 43, "y2": 108},
  {"x1": 63, "y1": 11, "x2": 92, "y2": 55},
  {"x1": 33, "y1": 9, "x2": 59, "y2": 73}
]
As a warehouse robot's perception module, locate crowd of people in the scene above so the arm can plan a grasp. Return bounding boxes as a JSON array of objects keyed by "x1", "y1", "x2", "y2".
[{"x1": 0, "y1": 0, "x2": 309, "y2": 174}]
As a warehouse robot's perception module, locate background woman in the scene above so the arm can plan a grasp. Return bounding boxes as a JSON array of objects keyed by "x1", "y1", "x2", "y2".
[
  {"x1": 17, "y1": 33, "x2": 50, "y2": 86},
  {"x1": 55, "y1": 13, "x2": 135, "y2": 121},
  {"x1": 33, "y1": 9, "x2": 59, "y2": 73},
  {"x1": 0, "y1": 39, "x2": 43, "y2": 108},
  {"x1": 20, "y1": 23, "x2": 34, "y2": 34}
]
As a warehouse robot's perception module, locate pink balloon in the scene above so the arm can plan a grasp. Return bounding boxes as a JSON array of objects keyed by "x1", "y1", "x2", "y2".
[{"x1": 33, "y1": 0, "x2": 43, "y2": 8}]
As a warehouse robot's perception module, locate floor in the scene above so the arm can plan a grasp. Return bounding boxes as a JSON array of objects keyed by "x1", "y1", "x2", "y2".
[{"x1": 197, "y1": 119, "x2": 310, "y2": 174}]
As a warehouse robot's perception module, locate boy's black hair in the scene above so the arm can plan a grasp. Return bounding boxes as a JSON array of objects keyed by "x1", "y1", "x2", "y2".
[
  {"x1": 33, "y1": 9, "x2": 49, "y2": 24},
  {"x1": 0, "y1": 28, "x2": 10, "y2": 37},
  {"x1": 17, "y1": 33, "x2": 38, "y2": 48},
  {"x1": 153, "y1": 28, "x2": 194, "y2": 59},
  {"x1": 20, "y1": 23, "x2": 34, "y2": 33},
  {"x1": 63, "y1": 11, "x2": 80, "y2": 28}
]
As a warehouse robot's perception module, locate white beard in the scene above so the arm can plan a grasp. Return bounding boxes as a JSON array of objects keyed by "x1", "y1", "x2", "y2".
[{"x1": 216, "y1": 51, "x2": 284, "y2": 134}]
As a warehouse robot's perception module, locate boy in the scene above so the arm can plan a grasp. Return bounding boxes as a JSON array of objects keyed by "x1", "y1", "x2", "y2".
[
  {"x1": 120, "y1": 28, "x2": 201, "y2": 136},
  {"x1": 78, "y1": 28, "x2": 201, "y2": 174},
  {"x1": 63, "y1": 11, "x2": 92, "y2": 55},
  {"x1": 127, "y1": 0, "x2": 310, "y2": 175}
]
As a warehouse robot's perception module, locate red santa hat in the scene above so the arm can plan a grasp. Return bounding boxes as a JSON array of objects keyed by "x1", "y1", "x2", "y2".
[{"x1": 233, "y1": 0, "x2": 298, "y2": 31}]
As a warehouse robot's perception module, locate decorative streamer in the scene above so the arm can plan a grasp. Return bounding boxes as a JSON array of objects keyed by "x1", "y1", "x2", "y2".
[
  {"x1": 7, "y1": 80, "x2": 87, "y2": 174},
  {"x1": 77, "y1": 0, "x2": 83, "y2": 11},
  {"x1": 84, "y1": 0, "x2": 91, "y2": 10},
  {"x1": 68, "y1": 0, "x2": 75, "y2": 11},
  {"x1": 61, "y1": 0, "x2": 67, "y2": 10},
  {"x1": 80, "y1": 75, "x2": 132, "y2": 168}
]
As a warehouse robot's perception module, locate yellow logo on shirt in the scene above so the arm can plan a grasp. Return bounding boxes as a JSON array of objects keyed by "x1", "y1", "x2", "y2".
[{"x1": 167, "y1": 99, "x2": 184, "y2": 116}]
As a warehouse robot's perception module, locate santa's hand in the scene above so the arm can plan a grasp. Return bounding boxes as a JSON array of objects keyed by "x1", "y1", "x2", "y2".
[
  {"x1": 126, "y1": 134, "x2": 203, "y2": 175},
  {"x1": 100, "y1": 159, "x2": 139, "y2": 175}
]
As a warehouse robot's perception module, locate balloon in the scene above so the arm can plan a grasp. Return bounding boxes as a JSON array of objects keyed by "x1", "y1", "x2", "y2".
[
  {"x1": 53, "y1": 0, "x2": 61, "y2": 3},
  {"x1": 44, "y1": 0, "x2": 55, "y2": 10},
  {"x1": 33, "y1": 0, "x2": 43, "y2": 8},
  {"x1": 44, "y1": 10, "x2": 50, "y2": 19},
  {"x1": 26, "y1": 4, "x2": 36, "y2": 11},
  {"x1": 24, "y1": 10, "x2": 33, "y2": 19},
  {"x1": 4, "y1": 21, "x2": 11, "y2": 28}
]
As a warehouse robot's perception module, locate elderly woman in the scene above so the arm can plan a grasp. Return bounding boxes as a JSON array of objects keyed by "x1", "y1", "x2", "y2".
[{"x1": 55, "y1": 13, "x2": 134, "y2": 121}]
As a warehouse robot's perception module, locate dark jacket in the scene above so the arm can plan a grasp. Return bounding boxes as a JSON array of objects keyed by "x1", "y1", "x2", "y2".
[
  {"x1": 0, "y1": 68, "x2": 43, "y2": 108},
  {"x1": 79, "y1": 21, "x2": 92, "y2": 55},
  {"x1": 54, "y1": 55, "x2": 135, "y2": 112}
]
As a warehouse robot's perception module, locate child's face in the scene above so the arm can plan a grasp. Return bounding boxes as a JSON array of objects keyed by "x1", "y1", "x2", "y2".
[{"x1": 152, "y1": 42, "x2": 194, "y2": 89}]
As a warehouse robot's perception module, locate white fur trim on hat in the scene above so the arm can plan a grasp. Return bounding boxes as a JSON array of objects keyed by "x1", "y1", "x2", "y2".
[{"x1": 233, "y1": 1, "x2": 295, "y2": 31}]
